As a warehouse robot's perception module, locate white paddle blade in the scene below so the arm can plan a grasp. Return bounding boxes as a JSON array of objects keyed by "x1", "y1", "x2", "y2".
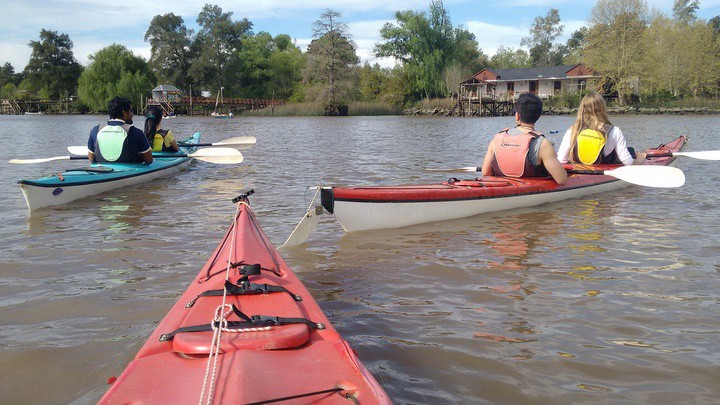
[
  {"x1": 215, "y1": 136, "x2": 257, "y2": 146},
  {"x1": 675, "y1": 150, "x2": 720, "y2": 160},
  {"x1": 9, "y1": 156, "x2": 73, "y2": 164},
  {"x1": 606, "y1": 165, "x2": 685, "y2": 188},
  {"x1": 425, "y1": 166, "x2": 479, "y2": 173},
  {"x1": 67, "y1": 146, "x2": 89, "y2": 155},
  {"x1": 188, "y1": 147, "x2": 243, "y2": 164}
]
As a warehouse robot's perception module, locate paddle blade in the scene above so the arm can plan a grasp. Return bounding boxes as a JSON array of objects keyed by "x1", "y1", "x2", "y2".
[
  {"x1": 605, "y1": 165, "x2": 685, "y2": 188},
  {"x1": 9, "y1": 156, "x2": 74, "y2": 164},
  {"x1": 675, "y1": 150, "x2": 720, "y2": 160},
  {"x1": 425, "y1": 166, "x2": 480, "y2": 173},
  {"x1": 187, "y1": 147, "x2": 243, "y2": 164},
  {"x1": 214, "y1": 136, "x2": 256, "y2": 146}
]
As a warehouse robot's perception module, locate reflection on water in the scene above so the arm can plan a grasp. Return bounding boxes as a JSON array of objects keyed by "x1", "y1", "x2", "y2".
[{"x1": 0, "y1": 115, "x2": 719, "y2": 403}]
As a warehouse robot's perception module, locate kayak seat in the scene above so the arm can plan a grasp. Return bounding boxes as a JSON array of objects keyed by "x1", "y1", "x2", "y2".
[{"x1": 172, "y1": 292, "x2": 311, "y2": 355}]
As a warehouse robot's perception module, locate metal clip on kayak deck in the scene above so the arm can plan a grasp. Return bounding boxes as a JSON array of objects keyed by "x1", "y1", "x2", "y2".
[{"x1": 232, "y1": 189, "x2": 255, "y2": 203}]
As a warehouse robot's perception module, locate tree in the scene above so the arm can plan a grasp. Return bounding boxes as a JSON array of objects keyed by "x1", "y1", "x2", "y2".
[
  {"x1": 489, "y1": 46, "x2": 531, "y2": 69},
  {"x1": 562, "y1": 27, "x2": 588, "y2": 65},
  {"x1": 23, "y1": 29, "x2": 83, "y2": 99},
  {"x1": 584, "y1": 0, "x2": 649, "y2": 104},
  {"x1": 0, "y1": 63, "x2": 18, "y2": 87},
  {"x1": 374, "y1": 0, "x2": 479, "y2": 100},
  {"x1": 521, "y1": 8, "x2": 565, "y2": 66},
  {"x1": 709, "y1": 15, "x2": 720, "y2": 33},
  {"x1": 303, "y1": 9, "x2": 359, "y2": 114},
  {"x1": 673, "y1": 0, "x2": 699, "y2": 24},
  {"x1": 266, "y1": 34, "x2": 304, "y2": 99},
  {"x1": 190, "y1": 4, "x2": 253, "y2": 93},
  {"x1": 77, "y1": 44, "x2": 156, "y2": 111},
  {"x1": 145, "y1": 13, "x2": 195, "y2": 90}
]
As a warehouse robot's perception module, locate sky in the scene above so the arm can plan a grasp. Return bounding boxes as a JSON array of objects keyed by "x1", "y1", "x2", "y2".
[{"x1": 2, "y1": 0, "x2": 720, "y2": 72}]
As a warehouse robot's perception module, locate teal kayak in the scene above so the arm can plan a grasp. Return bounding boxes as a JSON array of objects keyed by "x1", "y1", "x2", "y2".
[{"x1": 18, "y1": 132, "x2": 201, "y2": 211}]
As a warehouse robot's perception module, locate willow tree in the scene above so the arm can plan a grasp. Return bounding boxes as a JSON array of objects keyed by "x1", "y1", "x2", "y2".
[
  {"x1": 77, "y1": 44, "x2": 156, "y2": 111},
  {"x1": 583, "y1": 0, "x2": 649, "y2": 104},
  {"x1": 303, "y1": 9, "x2": 358, "y2": 115},
  {"x1": 374, "y1": 0, "x2": 479, "y2": 100}
]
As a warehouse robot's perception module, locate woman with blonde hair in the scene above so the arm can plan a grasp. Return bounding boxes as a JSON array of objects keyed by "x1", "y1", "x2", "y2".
[{"x1": 556, "y1": 92, "x2": 645, "y2": 165}]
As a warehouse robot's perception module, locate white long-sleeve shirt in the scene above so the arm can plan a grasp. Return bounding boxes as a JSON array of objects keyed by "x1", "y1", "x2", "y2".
[{"x1": 556, "y1": 126, "x2": 635, "y2": 166}]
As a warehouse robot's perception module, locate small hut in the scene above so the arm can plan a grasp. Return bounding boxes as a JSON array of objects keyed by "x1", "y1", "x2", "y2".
[
  {"x1": 151, "y1": 85, "x2": 182, "y2": 103},
  {"x1": 148, "y1": 85, "x2": 182, "y2": 116}
]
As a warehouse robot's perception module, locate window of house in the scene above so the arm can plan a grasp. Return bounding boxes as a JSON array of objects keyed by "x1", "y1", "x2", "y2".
[
  {"x1": 578, "y1": 79, "x2": 587, "y2": 92},
  {"x1": 554, "y1": 81, "x2": 561, "y2": 94}
]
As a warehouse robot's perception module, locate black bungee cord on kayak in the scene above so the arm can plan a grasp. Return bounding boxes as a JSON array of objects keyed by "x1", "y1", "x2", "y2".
[
  {"x1": 246, "y1": 387, "x2": 355, "y2": 405},
  {"x1": 185, "y1": 264, "x2": 303, "y2": 308}
]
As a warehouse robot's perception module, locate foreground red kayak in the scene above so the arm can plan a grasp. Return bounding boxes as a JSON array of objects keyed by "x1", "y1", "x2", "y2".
[
  {"x1": 320, "y1": 136, "x2": 686, "y2": 232},
  {"x1": 100, "y1": 191, "x2": 389, "y2": 404}
]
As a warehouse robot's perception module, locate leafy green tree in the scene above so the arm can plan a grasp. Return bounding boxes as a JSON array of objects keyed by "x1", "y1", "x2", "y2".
[
  {"x1": 1, "y1": 83, "x2": 18, "y2": 98},
  {"x1": 709, "y1": 15, "x2": 720, "y2": 33},
  {"x1": 145, "y1": 13, "x2": 195, "y2": 90},
  {"x1": 673, "y1": 0, "x2": 699, "y2": 24},
  {"x1": 356, "y1": 63, "x2": 390, "y2": 102},
  {"x1": 375, "y1": 0, "x2": 479, "y2": 100},
  {"x1": 266, "y1": 34, "x2": 304, "y2": 99},
  {"x1": 521, "y1": 8, "x2": 565, "y2": 67},
  {"x1": 562, "y1": 27, "x2": 588, "y2": 65},
  {"x1": 190, "y1": 4, "x2": 252, "y2": 93},
  {"x1": 23, "y1": 29, "x2": 83, "y2": 99},
  {"x1": 303, "y1": 9, "x2": 359, "y2": 114},
  {"x1": 0, "y1": 62, "x2": 16, "y2": 86},
  {"x1": 584, "y1": 0, "x2": 649, "y2": 104},
  {"x1": 489, "y1": 46, "x2": 531, "y2": 69},
  {"x1": 77, "y1": 44, "x2": 157, "y2": 111}
]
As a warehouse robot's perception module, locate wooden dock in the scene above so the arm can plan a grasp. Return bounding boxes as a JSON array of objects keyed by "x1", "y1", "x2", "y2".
[{"x1": 145, "y1": 96, "x2": 284, "y2": 116}]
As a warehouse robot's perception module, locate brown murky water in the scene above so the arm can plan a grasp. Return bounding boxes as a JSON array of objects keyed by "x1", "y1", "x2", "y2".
[{"x1": 1, "y1": 114, "x2": 718, "y2": 403}]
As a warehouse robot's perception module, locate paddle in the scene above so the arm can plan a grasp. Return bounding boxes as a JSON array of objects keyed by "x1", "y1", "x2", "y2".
[
  {"x1": 646, "y1": 150, "x2": 720, "y2": 160},
  {"x1": 567, "y1": 165, "x2": 685, "y2": 188},
  {"x1": 178, "y1": 136, "x2": 256, "y2": 147},
  {"x1": 66, "y1": 136, "x2": 257, "y2": 156},
  {"x1": 424, "y1": 165, "x2": 685, "y2": 188},
  {"x1": 10, "y1": 148, "x2": 244, "y2": 165}
]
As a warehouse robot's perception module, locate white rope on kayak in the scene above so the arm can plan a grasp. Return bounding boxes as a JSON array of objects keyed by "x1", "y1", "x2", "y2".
[{"x1": 199, "y1": 200, "x2": 244, "y2": 405}]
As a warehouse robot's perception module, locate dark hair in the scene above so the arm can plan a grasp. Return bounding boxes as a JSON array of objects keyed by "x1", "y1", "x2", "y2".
[
  {"x1": 143, "y1": 105, "x2": 164, "y2": 141},
  {"x1": 515, "y1": 92, "x2": 543, "y2": 124},
  {"x1": 107, "y1": 97, "x2": 132, "y2": 119}
]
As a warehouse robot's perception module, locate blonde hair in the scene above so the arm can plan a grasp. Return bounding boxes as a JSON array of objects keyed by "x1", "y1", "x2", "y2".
[{"x1": 569, "y1": 92, "x2": 613, "y2": 163}]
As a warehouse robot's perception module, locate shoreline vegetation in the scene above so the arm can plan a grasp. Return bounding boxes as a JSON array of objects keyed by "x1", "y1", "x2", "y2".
[{"x1": 8, "y1": 98, "x2": 720, "y2": 117}]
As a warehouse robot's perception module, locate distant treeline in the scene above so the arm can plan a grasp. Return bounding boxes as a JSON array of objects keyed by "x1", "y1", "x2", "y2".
[{"x1": 1, "y1": 0, "x2": 719, "y2": 113}]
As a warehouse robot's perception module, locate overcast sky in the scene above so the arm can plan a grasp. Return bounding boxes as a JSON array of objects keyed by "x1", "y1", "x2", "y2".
[{"x1": 2, "y1": 0, "x2": 720, "y2": 71}]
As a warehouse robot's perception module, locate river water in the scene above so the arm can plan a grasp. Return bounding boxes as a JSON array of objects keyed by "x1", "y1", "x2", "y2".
[{"x1": 0, "y1": 114, "x2": 718, "y2": 404}]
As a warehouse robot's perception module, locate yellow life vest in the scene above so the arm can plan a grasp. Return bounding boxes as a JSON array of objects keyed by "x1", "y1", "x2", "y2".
[
  {"x1": 576, "y1": 129, "x2": 607, "y2": 165},
  {"x1": 152, "y1": 133, "x2": 164, "y2": 152}
]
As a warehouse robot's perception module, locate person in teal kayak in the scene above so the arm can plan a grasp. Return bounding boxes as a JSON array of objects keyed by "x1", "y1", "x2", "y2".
[
  {"x1": 481, "y1": 92, "x2": 568, "y2": 185},
  {"x1": 556, "y1": 91, "x2": 646, "y2": 166},
  {"x1": 87, "y1": 97, "x2": 153, "y2": 164},
  {"x1": 143, "y1": 105, "x2": 179, "y2": 153}
]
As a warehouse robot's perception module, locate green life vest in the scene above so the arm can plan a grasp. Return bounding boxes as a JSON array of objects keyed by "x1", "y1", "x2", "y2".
[{"x1": 96, "y1": 124, "x2": 130, "y2": 162}]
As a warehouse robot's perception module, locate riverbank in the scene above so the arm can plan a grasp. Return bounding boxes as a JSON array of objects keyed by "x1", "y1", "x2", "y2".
[{"x1": 404, "y1": 105, "x2": 720, "y2": 117}]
